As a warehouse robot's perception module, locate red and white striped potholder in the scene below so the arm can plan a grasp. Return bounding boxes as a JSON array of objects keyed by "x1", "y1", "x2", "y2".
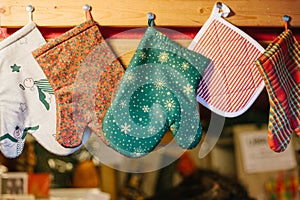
[{"x1": 189, "y1": 2, "x2": 265, "y2": 117}]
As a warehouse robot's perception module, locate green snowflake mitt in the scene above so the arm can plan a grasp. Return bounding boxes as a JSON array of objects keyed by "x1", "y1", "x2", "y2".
[{"x1": 102, "y1": 27, "x2": 210, "y2": 158}]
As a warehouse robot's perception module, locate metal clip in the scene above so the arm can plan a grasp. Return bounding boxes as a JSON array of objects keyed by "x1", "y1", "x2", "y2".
[
  {"x1": 283, "y1": 15, "x2": 290, "y2": 31},
  {"x1": 83, "y1": 4, "x2": 92, "y2": 21},
  {"x1": 147, "y1": 12, "x2": 155, "y2": 27},
  {"x1": 26, "y1": 5, "x2": 34, "y2": 22}
]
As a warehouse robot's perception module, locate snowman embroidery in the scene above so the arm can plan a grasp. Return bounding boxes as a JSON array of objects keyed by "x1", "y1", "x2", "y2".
[
  {"x1": 0, "y1": 125, "x2": 39, "y2": 156},
  {"x1": 21, "y1": 78, "x2": 54, "y2": 110}
]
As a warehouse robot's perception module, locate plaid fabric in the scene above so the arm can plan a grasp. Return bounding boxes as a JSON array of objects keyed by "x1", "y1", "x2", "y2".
[
  {"x1": 255, "y1": 29, "x2": 300, "y2": 152},
  {"x1": 33, "y1": 20, "x2": 124, "y2": 147}
]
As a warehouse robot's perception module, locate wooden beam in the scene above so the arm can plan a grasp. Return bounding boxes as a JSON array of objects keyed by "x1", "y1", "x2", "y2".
[
  {"x1": 107, "y1": 39, "x2": 192, "y2": 67},
  {"x1": 0, "y1": 0, "x2": 300, "y2": 27}
]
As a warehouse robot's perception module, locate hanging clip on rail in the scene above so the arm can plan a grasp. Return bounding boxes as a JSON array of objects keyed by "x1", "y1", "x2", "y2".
[
  {"x1": 83, "y1": 4, "x2": 92, "y2": 21},
  {"x1": 283, "y1": 15, "x2": 290, "y2": 32},
  {"x1": 212, "y1": 2, "x2": 230, "y2": 18},
  {"x1": 216, "y1": 2, "x2": 222, "y2": 9},
  {"x1": 26, "y1": 5, "x2": 34, "y2": 22},
  {"x1": 147, "y1": 12, "x2": 155, "y2": 27}
]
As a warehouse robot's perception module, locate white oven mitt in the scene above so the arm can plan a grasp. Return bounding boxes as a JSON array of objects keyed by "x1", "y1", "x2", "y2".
[{"x1": 0, "y1": 21, "x2": 90, "y2": 158}]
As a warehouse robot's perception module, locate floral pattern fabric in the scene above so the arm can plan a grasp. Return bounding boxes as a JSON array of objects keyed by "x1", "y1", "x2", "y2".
[{"x1": 33, "y1": 20, "x2": 125, "y2": 147}]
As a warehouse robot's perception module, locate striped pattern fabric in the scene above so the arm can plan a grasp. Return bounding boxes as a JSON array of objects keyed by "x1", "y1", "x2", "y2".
[
  {"x1": 34, "y1": 79, "x2": 55, "y2": 94},
  {"x1": 255, "y1": 29, "x2": 300, "y2": 152},
  {"x1": 189, "y1": 19, "x2": 264, "y2": 117}
]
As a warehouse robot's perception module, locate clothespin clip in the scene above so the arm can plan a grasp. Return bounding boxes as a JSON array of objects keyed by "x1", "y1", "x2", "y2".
[
  {"x1": 213, "y1": 2, "x2": 230, "y2": 18},
  {"x1": 147, "y1": 12, "x2": 155, "y2": 27},
  {"x1": 83, "y1": 4, "x2": 92, "y2": 21},
  {"x1": 283, "y1": 15, "x2": 290, "y2": 32},
  {"x1": 216, "y1": 2, "x2": 222, "y2": 9},
  {"x1": 26, "y1": 5, "x2": 34, "y2": 22}
]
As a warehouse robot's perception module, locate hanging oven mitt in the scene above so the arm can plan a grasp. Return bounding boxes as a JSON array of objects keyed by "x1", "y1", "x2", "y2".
[
  {"x1": 188, "y1": 2, "x2": 265, "y2": 117},
  {"x1": 32, "y1": 18, "x2": 124, "y2": 147},
  {"x1": 102, "y1": 14, "x2": 210, "y2": 158},
  {"x1": 0, "y1": 8, "x2": 91, "y2": 158},
  {"x1": 255, "y1": 26, "x2": 300, "y2": 152}
]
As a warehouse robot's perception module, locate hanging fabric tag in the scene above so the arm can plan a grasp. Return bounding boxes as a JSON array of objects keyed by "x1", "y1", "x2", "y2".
[{"x1": 189, "y1": 2, "x2": 265, "y2": 118}]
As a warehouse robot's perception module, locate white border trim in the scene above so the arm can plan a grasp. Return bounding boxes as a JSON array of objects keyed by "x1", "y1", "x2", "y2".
[{"x1": 189, "y1": 5, "x2": 265, "y2": 118}]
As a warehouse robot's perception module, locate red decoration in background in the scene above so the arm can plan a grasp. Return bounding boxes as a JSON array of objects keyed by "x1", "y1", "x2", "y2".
[
  {"x1": 4, "y1": 26, "x2": 300, "y2": 41},
  {"x1": 177, "y1": 152, "x2": 197, "y2": 177},
  {"x1": 28, "y1": 173, "x2": 51, "y2": 198},
  {"x1": 0, "y1": 28, "x2": 8, "y2": 38},
  {"x1": 265, "y1": 171, "x2": 299, "y2": 200}
]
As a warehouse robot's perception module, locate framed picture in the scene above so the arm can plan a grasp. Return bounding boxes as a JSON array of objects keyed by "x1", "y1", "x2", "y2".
[{"x1": 0, "y1": 172, "x2": 28, "y2": 195}]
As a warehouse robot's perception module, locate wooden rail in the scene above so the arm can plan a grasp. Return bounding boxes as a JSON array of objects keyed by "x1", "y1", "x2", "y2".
[{"x1": 1, "y1": 0, "x2": 300, "y2": 27}]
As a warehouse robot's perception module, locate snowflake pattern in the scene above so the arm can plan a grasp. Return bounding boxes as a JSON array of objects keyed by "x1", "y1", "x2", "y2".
[
  {"x1": 120, "y1": 123, "x2": 131, "y2": 134},
  {"x1": 126, "y1": 72, "x2": 135, "y2": 83},
  {"x1": 132, "y1": 147, "x2": 146, "y2": 157},
  {"x1": 182, "y1": 62, "x2": 189, "y2": 70},
  {"x1": 164, "y1": 99, "x2": 175, "y2": 111},
  {"x1": 102, "y1": 27, "x2": 210, "y2": 158},
  {"x1": 120, "y1": 100, "x2": 127, "y2": 108},
  {"x1": 158, "y1": 52, "x2": 169, "y2": 63},
  {"x1": 142, "y1": 105, "x2": 150, "y2": 112},
  {"x1": 183, "y1": 84, "x2": 193, "y2": 95},
  {"x1": 155, "y1": 79, "x2": 165, "y2": 90},
  {"x1": 186, "y1": 134, "x2": 197, "y2": 145},
  {"x1": 139, "y1": 51, "x2": 147, "y2": 59},
  {"x1": 148, "y1": 126, "x2": 156, "y2": 134}
]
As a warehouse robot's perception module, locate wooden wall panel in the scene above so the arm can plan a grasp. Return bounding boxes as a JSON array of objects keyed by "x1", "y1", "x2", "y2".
[
  {"x1": 0, "y1": 0, "x2": 300, "y2": 27},
  {"x1": 107, "y1": 39, "x2": 192, "y2": 67}
]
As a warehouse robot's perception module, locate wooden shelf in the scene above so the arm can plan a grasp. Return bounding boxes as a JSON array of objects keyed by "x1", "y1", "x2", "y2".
[{"x1": 1, "y1": 0, "x2": 300, "y2": 27}]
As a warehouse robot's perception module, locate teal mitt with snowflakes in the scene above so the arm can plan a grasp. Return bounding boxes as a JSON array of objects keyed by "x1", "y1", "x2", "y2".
[{"x1": 102, "y1": 18, "x2": 210, "y2": 158}]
